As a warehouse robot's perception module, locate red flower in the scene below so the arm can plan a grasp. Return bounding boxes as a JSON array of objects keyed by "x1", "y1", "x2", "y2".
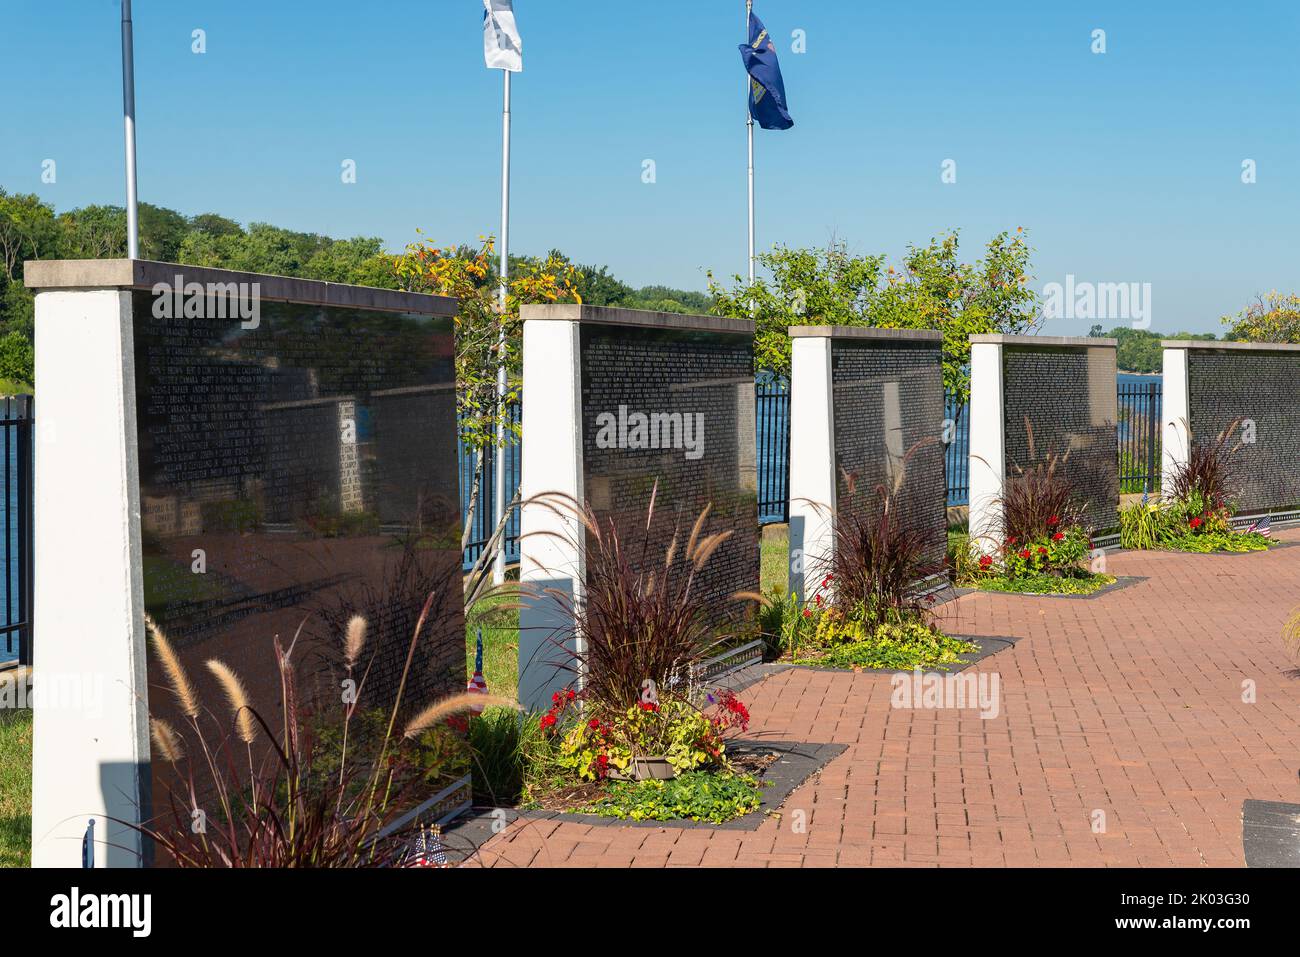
[
  {"x1": 565, "y1": 690, "x2": 576, "y2": 701},
  {"x1": 1007, "y1": 536, "x2": 1018, "y2": 545},
  {"x1": 1019, "y1": 549, "x2": 1031, "y2": 560},
  {"x1": 1189, "y1": 517, "x2": 1204, "y2": 529},
  {"x1": 802, "y1": 609, "x2": 812, "y2": 618},
  {"x1": 1037, "y1": 546, "x2": 1047, "y2": 555},
  {"x1": 813, "y1": 594, "x2": 822, "y2": 607},
  {"x1": 588, "y1": 718, "x2": 601, "y2": 730},
  {"x1": 978, "y1": 555, "x2": 993, "y2": 569},
  {"x1": 638, "y1": 701, "x2": 659, "y2": 712},
  {"x1": 1052, "y1": 531, "x2": 1065, "y2": 541},
  {"x1": 1048, "y1": 515, "x2": 1059, "y2": 526},
  {"x1": 539, "y1": 713, "x2": 557, "y2": 730}
]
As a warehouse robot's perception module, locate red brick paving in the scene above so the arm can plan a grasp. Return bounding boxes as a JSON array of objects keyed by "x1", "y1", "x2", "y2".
[{"x1": 469, "y1": 531, "x2": 1300, "y2": 867}]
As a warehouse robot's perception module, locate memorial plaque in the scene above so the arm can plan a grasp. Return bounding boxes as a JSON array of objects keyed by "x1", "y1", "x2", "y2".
[
  {"x1": 517, "y1": 305, "x2": 758, "y2": 710},
  {"x1": 830, "y1": 336, "x2": 947, "y2": 568},
  {"x1": 131, "y1": 286, "x2": 465, "y2": 817},
  {"x1": 578, "y1": 323, "x2": 759, "y2": 622},
  {"x1": 1002, "y1": 344, "x2": 1119, "y2": 531},
  {"x1": 1185, "y1": 348, "x2": 1300, "y2": 512}
]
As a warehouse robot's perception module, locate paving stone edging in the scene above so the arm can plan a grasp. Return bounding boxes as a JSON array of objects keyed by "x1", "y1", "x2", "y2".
[
  {"x1": 443, "y1": 740, "x2": 848, "y2": 858},
  {"x1": 937, "y1": 574, "x2": 1148, "y2": 603}
]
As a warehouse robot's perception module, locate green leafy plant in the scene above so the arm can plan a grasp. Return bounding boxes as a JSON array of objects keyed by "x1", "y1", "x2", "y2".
[
  {"x1": 586, "y1": 770, "x2": 763, "y2": 824},
  {"x1": 795, "y1": 618, "x2": 978, "y2": 670},
  {"x1": 751, "y1": 584, "x2": 819, "y2": 660},
  {"x1": 973, "y1": 573, "x2": 1116, "y2": 596}
]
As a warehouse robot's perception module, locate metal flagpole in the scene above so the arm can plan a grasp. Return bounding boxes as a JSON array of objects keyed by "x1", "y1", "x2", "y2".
[
  {"x1": 492, "y1": 69, "x2": 511, "y2": 586},
  {"x1": 745, "y1": 0, "x2": 755, "y2": 283},
  {"x1": 121, "y1": 0, "x2": 139, "y2": 258}
]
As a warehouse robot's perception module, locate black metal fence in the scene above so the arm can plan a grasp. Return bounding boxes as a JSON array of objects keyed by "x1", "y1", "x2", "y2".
[
  {"x1": 1, "y1": 396, "x2": 33, "y2": 668},
  {"x1": 756, "y1": 375, "x2": 790, "y2": 522},
  {"x1": 1118, "y1": 380, "x2": 1163, "y2": 494},
  {"x1": 459, "y1": 401, "x2": 522, "y2": 570},
  {"x1": 944, "y1": 394, "x2": 970, "y2": 507}
]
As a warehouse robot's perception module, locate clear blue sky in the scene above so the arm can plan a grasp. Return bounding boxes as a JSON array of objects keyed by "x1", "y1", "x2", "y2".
[{"x1": 3, "y1": 0, "x2": 1297, "y2": 335}]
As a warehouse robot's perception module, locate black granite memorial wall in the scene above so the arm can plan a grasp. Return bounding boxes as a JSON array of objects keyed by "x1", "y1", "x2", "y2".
[
  {"x1": 578, "y1": 324, "x2": 759, "y2": 623},
  {"x1": 830, "y1": 338, "x2": 947, "y2": 568},
  {"x1": 1186, "y1": 349, "x2": 1300, "y2": 512},
  {"x1": 1002, "y1": 344, "x2": 1119, "y2": 531},
  {"x1": 131, "y1": 287, "x2": 465, "y2": 810}
]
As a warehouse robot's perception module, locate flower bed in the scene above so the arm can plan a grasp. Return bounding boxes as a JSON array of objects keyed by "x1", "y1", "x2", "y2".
[
  {"x1": 754, "y1": 477, "x2": 978, "y2": 671},
  {"x1": 1120, "y1": 495, "x2": 1271, "y2": 553},
  {"x1": 1121, "y1": 419, "x2": 1276, "y2": 554},
  {"x1": 471, "y1": 688, "x2": 767, "y2": 825},
  {"x1": 953, "y1": 521, "x2": 1117, "y2": 595}
]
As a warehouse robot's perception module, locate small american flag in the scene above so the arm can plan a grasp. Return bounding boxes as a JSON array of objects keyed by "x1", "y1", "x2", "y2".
[
  {"x1": 1247, "y1": 515, "x2": 1272, "y2": 538},
  {"x1": 466, "y1": 627, "x2": 489, "y2": 713},
  {"x1": 403, "y1": 825, "x2": 450, "y2": 868}
]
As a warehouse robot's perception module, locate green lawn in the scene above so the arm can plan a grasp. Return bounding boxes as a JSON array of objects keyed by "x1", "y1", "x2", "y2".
[
  {"x1": 760, "y1": 525, "x2": 788, "y2": 594},
  {"x1": 0, "y1": 708, "x2": 32, "y2": 868}
]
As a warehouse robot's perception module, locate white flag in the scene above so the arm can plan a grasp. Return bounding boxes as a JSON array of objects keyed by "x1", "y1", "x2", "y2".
[{"x1": 482, "y1": 0, "x2": 522, "y2": 72}]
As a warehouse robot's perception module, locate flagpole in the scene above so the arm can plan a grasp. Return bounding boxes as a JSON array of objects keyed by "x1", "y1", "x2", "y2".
[
  {"x1": 121, "y1": 0, "x2": 139, "y2": 259},
  {"x1": 745, "y1": 0, "x2": 754, "y2": 284},
  {"x1": 492, "y1": 68, "x2": 511, "y2": 587}
]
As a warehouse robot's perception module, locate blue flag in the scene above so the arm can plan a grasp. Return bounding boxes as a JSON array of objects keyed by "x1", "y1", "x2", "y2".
[{"x1": 739, "y1": 11, "x2": 793, "y2": 130}]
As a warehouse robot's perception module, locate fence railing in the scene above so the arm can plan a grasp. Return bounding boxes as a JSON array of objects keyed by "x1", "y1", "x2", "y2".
[
  {"x1": 1118, "y1": 381, "x2": 1163, "y2": 494},
  {"x1": 1, "y1": 396, "x2": 33, "y2": 668},
  {"x1": 757, "y1": 375, "x2": 790, "y2": 523},
  {"x1": 454, "y1": 380, "x2": 1167, "y2": 562},
  {"x1": 944, "y1": 394, "x2": 970, "y2": 508}
]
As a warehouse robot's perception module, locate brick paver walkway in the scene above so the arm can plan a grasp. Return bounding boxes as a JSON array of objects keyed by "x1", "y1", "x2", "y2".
[{"x1": 470, "y1": 530, "x2": 1300, "y2": 867}]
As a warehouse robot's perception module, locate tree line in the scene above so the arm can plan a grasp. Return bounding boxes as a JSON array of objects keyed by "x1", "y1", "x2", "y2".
[
  {"x1": 0, "y1": 189, "x2": 711, "y2": 387},
  {"x1": 4, "y1": 186, "x2": 1296, "y2": 391}
]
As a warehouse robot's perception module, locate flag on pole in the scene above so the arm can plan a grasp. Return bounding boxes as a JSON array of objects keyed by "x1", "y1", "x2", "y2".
[
  {"x1": 483, "y1": 0, "x2": 523, "y2": 72},
  {"x1": 739, "y1": 10, "x2": 793, "y2": 130},
  {"x1": 466, "y1": 627, "x2": 489, "y2": 713}
]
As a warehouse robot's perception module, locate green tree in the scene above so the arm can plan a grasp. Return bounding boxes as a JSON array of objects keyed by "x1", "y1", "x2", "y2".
[
  {"x1": 709, "y1": 229, "x2": 1038, "y2": 405},
  {"x1": 0, "y1": 329, "x2": 34, "y2": 385},
  {"x1": 1221, "y1": 291, "x2": 1300, "y2": 343},
  {"x1": 708, "y1": 240, "x2": 885, "y2": 376}
]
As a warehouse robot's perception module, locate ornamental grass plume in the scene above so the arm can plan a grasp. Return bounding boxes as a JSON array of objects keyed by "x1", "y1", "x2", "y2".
[
  {"x1": 205, "y1": 658, "x2": 257, "y2": 745},
  {"x1": 132, "y1": 582, "x2": 500, "y2": 868},
  {"x1": 523, "y1": 483, "x2": 735, "y2": 713},
  {"x1": 146, "y1": 614, "x2": 199, "y2": 720},
  {"x1": 343, "y1": 615, "x2": 367, "y2": 669},
  {"x1": 149, "y1": 718, "x2": 184, "y2": 764}
]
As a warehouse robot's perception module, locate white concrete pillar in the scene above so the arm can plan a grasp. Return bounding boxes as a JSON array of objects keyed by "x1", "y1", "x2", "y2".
[
  {"x1": 29, "y1": 287, "x2": 149, "y2": 868},
  {"x1": 1160, "y1": 345, "x2": 1190, "y2": 499},
  {"x1": 787, "y1": 335, "x2": 835, "y2": 601},
  {"x1": 967, "y1": 338, "x2": 1005, "y2": 551},
  {"x1": 517, "y1": 318, "x2": 585, "y2": 713}
]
